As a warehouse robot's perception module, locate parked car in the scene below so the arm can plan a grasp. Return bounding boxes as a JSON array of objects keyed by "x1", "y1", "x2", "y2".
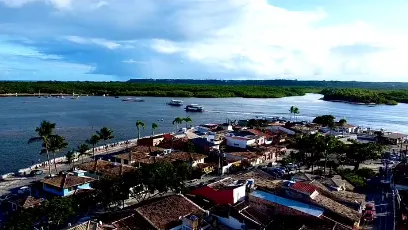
[
  {"x1": 362, "y1": 202, "x2": 376, "y2": 222},
  {"x1": 30, "y1": 169, "x2": 43, "y2": 176}
]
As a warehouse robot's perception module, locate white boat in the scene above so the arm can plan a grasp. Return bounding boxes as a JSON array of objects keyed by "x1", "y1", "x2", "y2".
[
  {"x1": 122, "y1": 98, "x2": 145, "y2": 102},
  {"x1": 185, "y1": 104, "x2": 204, "y2": 112},
  {"x1": 167, "y1": 99, "x2": 183, "y2": 106}
]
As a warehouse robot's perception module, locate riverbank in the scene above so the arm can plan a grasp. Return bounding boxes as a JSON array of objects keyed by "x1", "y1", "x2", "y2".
[{"x1": 321, "y1": 98, "x2": 379, "y2": 106}]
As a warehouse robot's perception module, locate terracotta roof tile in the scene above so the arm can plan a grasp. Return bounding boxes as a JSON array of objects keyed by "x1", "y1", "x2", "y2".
[
  {"x1": 135, "y1": 195, "x2": 205, "y2": 230},
  {"x1": 290, "y1": 182, "x2": 318, "y2": 195},
  {"x1": 77, "y1": 159, "x2": 135, "y2": 177},
  {"x1": 166, "y1": 152, "x2": 207, "y2": 162},
  {"x1": 41, "y1": 174, "x2": 95, "y2": 188},
  {"x1": 10, "y1": 196, "x2": 43, "y2": 209}
]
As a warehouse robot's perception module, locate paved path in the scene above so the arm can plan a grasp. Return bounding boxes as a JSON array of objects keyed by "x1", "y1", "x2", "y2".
[{"x1": 0, "y1": 143, "x2": 137, "y2": 197}]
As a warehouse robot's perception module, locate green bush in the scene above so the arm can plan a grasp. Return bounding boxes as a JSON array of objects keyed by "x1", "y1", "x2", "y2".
[{"x1": 355, "y1": 168, "x2": 376, "y2": 178}]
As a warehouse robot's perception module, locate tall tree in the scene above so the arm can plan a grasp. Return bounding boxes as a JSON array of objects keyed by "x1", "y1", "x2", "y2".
[
  {"x1": 86, "y1": 134, "x2": 100, "y2": 160},
  {"x1": 77, "y1": 143, "x2": 90, "y2": 163},
  {"x1": 338, "y1": 118, "x2": 347, "y2": 126},
  {"x1": 346, "y1": 140, "x2": 383, "y2": 170},
  {"x1": 28, "y1": 120, "x2": 56, "y2": 176},
  {"x1": 293, "y1": 107, "x2": 300, "y2": 122},
  {"x1": 313, "y1": 115, "x2": 336, "y2": 127},
  {"x1": 151, "y1": 123, "x2": 158, "y2": 135},
  {"x1": 183, "y1": 117, "x2": 193, "y2": 128},
  {"x1": 322, "y1": 135, "x2": 343, "y2": 175},
  {"x1": 289, "y1": 106, "x2": 295, "y2": 121},
  {"x1": 48, "y1": 135, "x2": 68, "y2": 173},
  {"x1": 172, "y1": 117, "x2": 183, "y2": 131},
  {"x1": 136, "y1": 120, "x2": 145, "y2": 139},
  {"x1": 97, "y1": 127, "x2": 114, "y2": 155},
  {"x1": 65, "y1": 149, "x2": 75, "y2": 168}
]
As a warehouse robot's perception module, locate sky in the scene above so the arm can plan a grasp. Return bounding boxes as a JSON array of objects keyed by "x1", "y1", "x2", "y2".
[{"x1": 1, "y1": 0, "x2": 408, "y2": 82}]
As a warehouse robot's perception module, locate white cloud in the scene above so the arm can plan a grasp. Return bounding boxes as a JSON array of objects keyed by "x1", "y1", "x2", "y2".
[
  {"x1": 122, "y1": 59, "x2": 147, "y2": 64},
  {"x1": 148, "y1": 0, "x2": 408, "y2": 80},
  {"x1": 65, "y1": 35, "x2": 120, "y2": 49},
  {"x1": 1, "y1": 0, "x2": 72, "y2": 9}
]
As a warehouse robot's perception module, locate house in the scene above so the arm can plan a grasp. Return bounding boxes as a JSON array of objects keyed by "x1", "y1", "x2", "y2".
[
  {"x1": 197, "y1": 124, "x2": 219, "y2": 133},
  {"x1": 166, "y1": 151, "x2": 207, "y2": 167},
  {"x1": 64, "y1": 221, "x2": 104, "y2": 230},
  {"x1": 284, "y1": 181, "x2": 361, "y2": 228},
  {"x1": 40, "y1": 173, "x2": 95, "y2": 197},
  {"x1": 113, "y1": 146, "x2": 165, "y2": 165},
  {"x1": 191, "y1": 137, "x2": 219, "y2": 154},
  {"x1": 210, "y1": 190, "x2": 350, "y2": 230},
  {"x1": 383, "y1": 132, "x2": 407, "y2": 145},
  {"x1": 196, "y1": 163, "x2": 216, "y2": 174},
  {"x1": 337, "y1": 124, "x2": 357, "y2": 133},
  {"x1": 110, "y1": 195, "x2": 211, "y2": 230},
  {"x1": 266, "y1": 125, "x2": 296, "y2": 135},
  {"x1": 225, "y1": 151, "x2": 264, "y2": 166},
  {"x1": 77, "y1": 159, "x2": 136, "y2": 179},
  {"x1": 137, "y1": 135, "x2": 165, "y2": 147},
  {"x1": 191, "y1": 177, "x2": 250, "y2": 205},
  {"x1": 3, "y1": 196, "x2": 43, "y2": 214},
  {"x1": 393, "y1": 163, "x2": 408, "y2": 190},
  {"x1": 225, "y1": 135, "x2": 256, "y2": 149}
]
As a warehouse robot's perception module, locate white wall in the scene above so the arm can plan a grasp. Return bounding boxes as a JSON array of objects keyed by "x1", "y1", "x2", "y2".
[
  {"x1": 233, "y1": 185, "x2": 247, "y2": 203},
  {"x1": 226, "y1": 137, "x2": 248, "y2": 149}
]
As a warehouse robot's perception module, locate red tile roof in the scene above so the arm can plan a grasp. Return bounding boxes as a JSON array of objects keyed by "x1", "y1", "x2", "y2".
[
  {"x1": 41, "y1": 174, "x2": 95, "y2": 189},
  {"x1": 290, "y1": 182, "x2": 318, "y2": 195}
]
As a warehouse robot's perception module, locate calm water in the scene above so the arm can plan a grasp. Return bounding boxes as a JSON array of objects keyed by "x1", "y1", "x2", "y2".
[{"x1": 1, "y1": 93, "x2": 407, "y2": 174}]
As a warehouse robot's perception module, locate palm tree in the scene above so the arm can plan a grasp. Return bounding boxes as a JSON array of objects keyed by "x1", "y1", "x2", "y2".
[
  {"x1": 152, "y1": 123, "x2": 158, "y2": 135},
  {"x1": 289, "y1": 106, "x2": 295, "y2": 121},
  {"x1": 86, "y1": 134, "x2": 100, "y2": 160},
  {"x1": 97, "y1": 127, "x2": 114, "y2": 155},
  {"x1": 77, "y1": 144, "x2": 90, "y2": 163},
  {"x1": 65, "y1": 150, "x2": 75, "y2": 168},
  {"x1": 28, "y1": 120, "x2": 56, "y2": 176},
  {"x1": 136, "y1": 120, "x2": 145, "y2": 139},
  {"x1": 184, "y1": 117, "x2": 193, "y2": 128},
  {"x1": 172, "y1": 117, "x2": 183, "y2": 131},
  {"x1": 293, "y1": 107, "x2": 300, "y2": 122},
  {"x1": 48, "y1": 135, "x2": 68, "y2": 174}
]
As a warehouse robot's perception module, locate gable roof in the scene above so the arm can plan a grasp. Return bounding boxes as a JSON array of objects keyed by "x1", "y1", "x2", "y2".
[
  {"x1": 9, "y1": 196, "x2": 43, "y2": 209},
  {"x1": 77, "y1": 159, "x2": 135, "y2": 177},
  {"x1": 41, "y1": 174, "x2": 95, "y2": 189},
  {"x1": 135, "y1": 195, "x2": 206, "y2": 230},
  {"x1": 290, "y1": 182, "x2": 318, "y2": 195}
]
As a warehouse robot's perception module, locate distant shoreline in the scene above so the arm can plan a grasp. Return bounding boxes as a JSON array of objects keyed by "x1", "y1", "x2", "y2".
[{"x1": 321, "y1": 98, "x2": 379, "y2": 106}]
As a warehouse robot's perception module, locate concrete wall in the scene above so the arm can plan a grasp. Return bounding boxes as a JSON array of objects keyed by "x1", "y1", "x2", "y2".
[{"x1": 233, "y1": 185, "x2": 246, "y2": 203}]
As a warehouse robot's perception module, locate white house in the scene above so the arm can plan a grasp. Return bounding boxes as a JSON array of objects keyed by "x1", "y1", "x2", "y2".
[{"x1": 226, "y1": 136, "x2": 256, "y2": 149}]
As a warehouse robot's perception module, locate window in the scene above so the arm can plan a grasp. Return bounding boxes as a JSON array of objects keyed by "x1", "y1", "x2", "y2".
[
  {"x1": 124, "y1": 159, "x2": 129, "y2": 165},
  {"x1": 234, "y1": 143, "x2": 239, "y2": 146}
]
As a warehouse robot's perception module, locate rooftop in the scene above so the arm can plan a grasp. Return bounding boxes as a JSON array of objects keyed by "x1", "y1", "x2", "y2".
[
  {"x1": 135, "y1": 195, "x2": 206, "y2": 230},
  {"x1": 166, "y1": 152, "x2": 207, "y2": 162},
  {"x1": 230, "y1": 170, "x2": 282, "y2": 193},
  {"x1": 289, "y1": 182, "x2": 318, "y2": 195},
  {"x1": 312, "y1": 194, "x2": 361, "y2": 224},
  {"x1": 8, "y1": 196, "x2": 43, "y2": 209},
  {"x1": 383, "y1": 132, "x2": 407, "y2": 139},
  {"x1": 226, "y1": 151, "x2": 261, "y2": 159},
  {"x1": 252, "y1": 190, "x2": 324, "y2": 217},
  {"x1": 41, "y1": 174, "x2": 95, "y2": 189},
  {"x1": 208, "y1": 177, "x2": 247, "y2": 190},
  {"x1": 77, "y1": 159, "x2": 135, "y2": 177}
]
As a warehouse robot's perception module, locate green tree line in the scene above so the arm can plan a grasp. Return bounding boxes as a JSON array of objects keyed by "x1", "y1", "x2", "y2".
[
  {"x1": 0, "y1": 81, "x2": 317, "y2": 98},
  {"x1": 320, "y1": 88, "x2": 404, "y2": 105}
]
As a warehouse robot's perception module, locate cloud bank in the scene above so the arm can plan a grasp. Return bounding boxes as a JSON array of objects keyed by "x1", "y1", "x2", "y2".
[{"x1": 0, "y1": 0, "x2": 407, "y2": 81}]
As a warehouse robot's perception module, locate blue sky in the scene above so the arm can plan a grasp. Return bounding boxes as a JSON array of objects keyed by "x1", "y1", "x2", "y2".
[{"x1": 0, "y1": 0, "x2": 408, "y2": 82}]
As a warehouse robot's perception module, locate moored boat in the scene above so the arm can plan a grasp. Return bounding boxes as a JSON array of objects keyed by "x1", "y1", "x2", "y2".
[
  {"x1": 122, "y1": 98, "x2": 145, "y2": 102},
  {"x1": 185, "y1": 104, "x2": 204, "y2": 112},
  {"x1": 167, "y1": 99, "x2": 183, "y2": 106}
]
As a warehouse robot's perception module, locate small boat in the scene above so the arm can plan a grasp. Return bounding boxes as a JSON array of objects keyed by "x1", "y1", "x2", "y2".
[
  {"x1": 122, "y1": 98, "x2": 145, "y2": 102},
  {"x1": 115, "y1": 96, "x2": 120, "y2": 98},
  {"x1": 167, "y1": 99, "x2": 183, "y2": 106},
  {"x1": 185, "y1": 104, "x2": 204, "y2": 112}
]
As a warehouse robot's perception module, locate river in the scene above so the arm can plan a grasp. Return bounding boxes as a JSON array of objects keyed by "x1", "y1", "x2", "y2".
[{"x1": 0, "y1": 93, "x2": 407, "y2": 174}]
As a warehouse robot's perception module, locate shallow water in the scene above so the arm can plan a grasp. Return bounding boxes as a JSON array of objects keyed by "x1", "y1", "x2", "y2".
[{"x1": 0, "y1": 93, "x2": 407, "y2": 174}]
